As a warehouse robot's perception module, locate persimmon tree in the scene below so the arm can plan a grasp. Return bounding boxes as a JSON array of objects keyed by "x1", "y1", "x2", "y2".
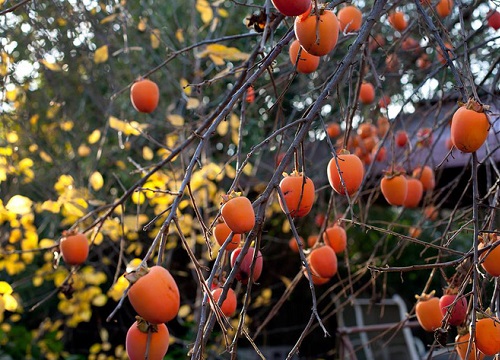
[{"x1": 1, "y1": 0, "x2": 500, "y2": 359}]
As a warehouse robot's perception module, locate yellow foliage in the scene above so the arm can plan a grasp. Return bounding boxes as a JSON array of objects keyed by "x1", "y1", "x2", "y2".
[
  {"x1": 142, "y1": 146, "x2": 154, "y2": 160},
  {"x1": 77, "y1": 144, "x2": 91, "y2": 157},
  {"x1": 40, "y1": 59, "x2": 62, "y2": 71},
  {"x1": 107, "y1": 275, "x2": 129, "y2": 302},
  {"x1": 198, "y1": 44, "x2": 250, "y2": 63},
  {"x1": 217, "y1": 119, "x2": 229, "y2": 136},
  {"x1": 94, "y1": 45, "x2": 109, "y2": 64},
  {"x1": 6, "y1": 131, "x2": 18, "y2": 143},
  {"x1": 137, "y1": 17, "x2": 147, "y2": 32},
  {"x1": 167, "y1": 114, "x2": 184, "y2": 127},
  {"x1": 0, "y1": 282, "x2": 13, "y2": 295},
  {"x1": 89, "y1": 171, "x2": 104, "y2": 191},
  {"x1": 88, "y1": 129, "x2": 101, "y2": 144},
  {"x1": 5, "y1": 195, "x2": 32, "y2": 215},
  {"x1": 151, "y1": 29, "x2": 161, "y2": 49},
  {"x1": 196, "y1": 0, "x2": 213, "y2": 24},
  {"x1": 100, "y1": 13, "x2": 118, "y2": 24},
  {"x1": 59, "y1": 120, "x2": 74, "y2": 131},
  {"x1": 39, "y1": 151, "x2": 53, "y2": 163},
  {"x1": 109, "y1": 116, "x2": 148, "y2": 136},
  {"x1": 176, "y1": 28, "x2": 185, "y2": 43}
]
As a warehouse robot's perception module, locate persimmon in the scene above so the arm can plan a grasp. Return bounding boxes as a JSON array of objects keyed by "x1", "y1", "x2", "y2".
[
  {"x1": 289, "y1": 39, "x2": 320, "y2": 74},
  {"x1": 488, "y1": 10, "x2": 500, "y2": 30},
  {"x1": 271, "y1": 0, "x2": 311, "y2": 16},
  {"x1": 412, "y1": 165, "x2": 435, "y2": 191},
  {"x1": 357, "y1": 123, "x2": 376, "y2": 139},
  {"x1": 409, "y1": 226, "x2": 422, "y2": 238},
  {"x1": 214, "y1": 221, "x2": 241, "y2": 251},
  {"x1": 455, "y1": 330, "x2": 485, "y2": 360},
  {"x1": 451, "y1": 99, "x2": 490, "y2": 153},
  {"x1": 396, "y1": 130, "x2": 408, "y2": 147},
  {"x1": 307, "y1": 234, "x2": 319, "y2": 248},
  {"x1": 323, "y1": 225, "x2": 347, "y2": 254},
  {"x1": 221, "y1": 193, "x2": 255, "y2": 234},
  {"x1": 378, "y1": 96, "x2": 391, "y2": 109},
  {"x1": 403, "y1": 177, "x2": 424, "y2": 208},
  {"x1": 437, "y1": 42, "x2": 453, "y2": 64},
  {"x1": 385, "y1": 53, "x2": 400, "y2": 72},
  {"x1": 246, "y1": 85, "x2": 255, "y2": 103},
  {"x1": 479, "y1": 233, "x2": 500, "y2": 276},
  {"x1": 416, "y1": 53, "x2": 431, "y2": 69},
  {"x1": 377, "y1": 116, "x2": 390, "y2": 137},
  {"x1": 303, "y1": 267, "x2": 330, "y2": 285},
  {"x1": 308, "y1": 245, "x2": 338, "y2": 278},
  {"x1": 380, "y1": 172, "x2": 408, "y2": 206},
  {"x1": 436, "y1": 0, "x2": 453, "y2": 18},
  {"x1": 211, "y1": 287, "x2": 237, "y2": 317},
  {"x1": 337, "y1": 5, "x2": 362, "y2": 33},
  {"x1": 278, "y1": 171, "x2": 315, "y2": 218},
  {"x1": 373, "y1": 145, "x2": 387, "y2": 162},
  {"x1": 475, "y1": 315, "x2": 500, "y2": 355},
  {"x1": 130, "y1": 78, "x2": 160, "y2": 113},
  {"x1": 289, "y1": 236, "x2": 304, "y2": 253},
  {"x1": 294, "y1": 9, "x2": 339, "y2": 56},
  {"x1": 327, "y1": 151, "x2": 364, "y2": 196},
  {"x1": 126, "y1": 265, "x2": 180, "y2": 324},
  {"x1": 59, "y1": 231, "x2": 89, "y2": 266},
  {"x1": 424, "y1": 205, "x2": 439, "y2": 220},
  {"x1": 359, "y1": 82, "x2": 375, "y2": 104},
  {"x1": 439, "y1": 290, "x2": 467, "y2": 326},
  {"x1": 326, "y1": 122, "x2": 341, "y2": 138},
  {"x1": 126, "y1": 319, "x2": 169, "y2": 360},
  {"x1": 401, "y1": 37, "x2": 420, "y2": 52},
  {"x1": 389, "y1": 11, "x2": 407, "y2": 32},
  {"x1": 230, "y1": 247, "x2": 263, "y2": 284},
  {"x1": 415, "y1": 291, "x2": 443, "y2": 332},
  {"x1": 417, "y1": 127, "x2": 433, "y2": 147}
]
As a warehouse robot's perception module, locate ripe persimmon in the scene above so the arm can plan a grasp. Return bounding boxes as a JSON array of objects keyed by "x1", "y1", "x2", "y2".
[
  {"x1": 439, "y1": 291, "x2": 467, "y2": 326},
  {"x1": 357, "y1": 123, "x2": 376, "y2": 139},
  {"x1": 479, "y1": 233, "x2": 500, "y2": 276},
  {"x1": 323, "y1": 225, "x2": 347, "y2": 254},
  {"x1": 126, "y1": 319, "x2": 169, "y2": 360},
  {"x1": 326, "y1": 122, "x2": 341, "y2": 138},
  {"x1": 380, "y1": 172, "x2": 408, "y2": 206},
  {"x1": 278, "y1": 171, "x2": 315, "y2": 218},
  {"x1": 377, "y1": 116, "x2": 390, "y2": 137},
  {"x1": 214, "y1": 221, "x2": 241, "y2": 251},
  {"x1": 436, "y1": 0, "x2": 453, "y2": 18},
  {"x1": 396, "y1": 130, "x2": 408, "y2": 147},
  {"x1": 289, "y1": 39, "x2": 320, "y2": 74},
  {"x1": 488, "y1": 10, "x2": 500, "y2": 30},
  {"x1": 337, "y1": 5, "x2": 362, "y2": 33},
  {"x1": 403, "y1": 177, "x2": 424, "y2": 208},
  {"x1": 327, "y1": 151, "x2": 364, "y2": 196},
  {"x1": 126, "y1": 265, "x2": 180, "y2": 324},
  {"x1": 415, "y1": 291, "x2": 443, "y2": 332},
  {"x1": 455, "y1": 330, "x2": 485, "y2": 360},
  {"x1": 289, "y1": 236, "x2": 304, "y2": 253},
  {"x1": 437, "y1": 42, "x2": 453, "y2": 64},
  {"x1": 309, "y1": 245, "x2": 338, "y2": 278},
  {"x1": 130, "y1": 79, "x2": 160, "y2": 113},
  {"x1": 272, "y1": 0, "x2": 311, "y2": 16},
  {"x1": 475, "y1": 315, "x2": 500, "y2": 355},
  {"x1": 359, "y1": 82, "x2": 375, "y2": 104},
  {"x1": 451, "y1": 99, "x2": 490, "y2": 153},
  {"x1": 389, "y1": 11, "x2": 407, "y2": 32},
  {"x1": 412, "y1": 165, "x2": 435, "y2": 191},
  {"x1": 211, "y1": 287, "x2": 237, "y2": 317},
  {"x1": 221, "y1": 193, "x2": 255, "y2": 234},
  {"x1": 378, "y1": 96, "x2": 391, "y2": 109},
  {"x1": 230, "y1": 247, "x2": 263, "y2": 284},
  {"x1": 294, "y1": 9, "x2": 339, "y2": 56},
  {"x1": 303, "y1": 267, "x2": 330, "y2": 285},
  {"x1": 60, "y1": 231, "x2": 89, "y2": 266}
]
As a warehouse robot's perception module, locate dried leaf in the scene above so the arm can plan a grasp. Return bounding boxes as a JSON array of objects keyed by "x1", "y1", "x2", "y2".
[{"x1": 94, "y1": 45, "x2": 109, "y2": 64}]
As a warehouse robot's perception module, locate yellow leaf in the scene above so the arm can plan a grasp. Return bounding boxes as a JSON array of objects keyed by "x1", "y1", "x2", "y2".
[
  {"x1": 60, "y1": 120, "x2": 74, "y2": 131},
  {"x1": 62, "y1": 202, "x2": 85, "y2": 217},
  {"x1": 89, "y1": 171, "x2": 104, "y2": 191},
  {"x1": 180, "y1": 78, "x2": 191, "y2": 96},
  {"x1": 100, "y1": 13, "x2": 117, "y2": 24},
  {"x1": 230, "y1": 113, "x2": 240, "y2": 129},
  {"x1": 5, "y1": 195, "x2": 32, "y2": 215},
  {"x1": 39, "y1": 151, "x2": 53, "y2": 163},
  {"x1": 33, "y1": 276, "x2": 43, "y2": 287},
  {"x1": 0, "y1": 282, "x2": 13, "y2": 295},
  {"x1": 3, "y1": 294, "x2": 18, "y2": 312},
  {"x1": 186, "y1": 97, "x2": 200, "y2": 110},
  {"x1": 242, "y1": 162, "x2": 253, "y2": 176},
  {"x1": 6, "y1": 88, "x2": 17, "y2": 102},
  {"x1": 217, "y1": 120, "x2": 229, "y2": 136},
  {"x1": 122, "y1": 214, "x2": 149, "y2": 231},
  {"x1": 178, "y1": 304, "x2": 191, "y2": 318},
  {"x1": 18, "y1": 158, "x2": 33, "y2": 171},
  {"x1": 176, "y1": 29, "x2": 185, "y2": 43},
  {"x1": 78, "y1": 145, "x2": 91, "y2": 157},
  {"x1": 143, "y1": 146, "x2": 154, "y2": 160},
  {"x1": 109, "y1": 116, "x2": 148, "y2": 136},
  {"x1": 217, "y1": 8, "x2": 229, "y2": 17},
  {"x1": 40, "y1": 200, "x2": 60, "y2": 213},
  {"x1": 40, "y1": 59, "x2": 62, "y2": 71},
  {"x1": 208, "y1": 54, "x2": 225, "y2": 66},
  {"x1": 94, "y1": 45, "x2": 109, "y2": 64},
  {"x1": 231, "y1": 129, "x2": 239, "y2": 145},
  {"x1": 88, "y1": 129, "x2": 101, "y2": 144},
  {"x1": 196, "y1": 0, "x2": 213, "y2": 24},
  {"x1": 132, "y1": 191, "x2": 146, "y2": 205},
  {"x1": 92, "y1": 294, "x2": 107, "y2": 307},
  {"x1": 198, "y1": 44, "x2": 250, "y2": 62},
  {"x1": 151, "y1": 29, "x2": 161, "y2": 49},
  {"x1": 57, "y1": 17, "x2": 67, "y2": 26},
  {"x1": 6, "y1": 131, "x2": 18, "y2": 143},
  {"x1": 167, "y1": 114, "x2": 184, "y2": 127},
  {"x1": 30, "y1": 114, "x2": 39, "y2": 125},
  {"x1": 46, "y1": 103, "x2": 60, "y2": 119},
  {"x1": 137, "y1": 17, "x2": 147, "y2": 32}
]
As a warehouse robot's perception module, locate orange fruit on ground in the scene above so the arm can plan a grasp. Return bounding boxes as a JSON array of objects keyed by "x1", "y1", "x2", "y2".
[
  {"x1": 337, "y1": 5, "x2": 363, "y2": 33},
  {"x1": 380, "y1": 173, "x2": 408, "y2": 206},
  {"x1": 327, "y1": 151, "x2": 364, "y2": 196},
  {"x1": 221, "y1": 194, "x2": 255, "y2": 233},
  {"x1": 214, "y1": 221, "x2": 241, "y2": 251},
  {"x1": 60, "y1": 231, "x2": 89, "y2": 266},
  {"x1": 126, "y1": 265, "x2": 180, "y2": 324},
  {"x1": 455, "y1": 331, "x2": 485, "y2": 360},
  {"x1": 403, "y1": 178, "x2": 424, "y2": 208},
  {"x1": 436, "y1": 0, "x2": 453, "y2": 18},
  {"x1": 359, "y1": 82, "x2": 375, "y2": 104},
  {"x1": 326, "y1": 122, "x2": 341, "y2": 138},
  {"x1": 211, "y1": 287, "x2": 237, "y2": 317},
  {"x1": 475, "y1": 316, "x2": 500, "y2": 355},
  {"x1": 415, "y1": 292, "x2": 443, "y2": 332},
  {"x1": 308, "y1": 245, "x2": 338, "y2": 278},
  {"x1": 451, "y1": 99, "x2": 490, "y2": 153},
  {"x1": 278, "y1": 171, "x2": 315, "y2": 218},
  {"x1": 389, "y1": 11, "x2": 408, "y2": 32},
  {"x1": 294, "y1": 10, "x2": 340, "y2": 56},
  {"x1": 130, "y1": 79, "x2": 160, "y2": 113},
  {"x1": 323, "y1": 225, "x2": 347, "y2": 254},
  {"x1": 126, "y1": 319, "x2": 169, "y2": 360},
  {"x1": 412, "y1": 165, "x2": 436, "y2": 191},
  {"x1": 289, "y1": 39, "x2": 320, "y2": 74}
]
